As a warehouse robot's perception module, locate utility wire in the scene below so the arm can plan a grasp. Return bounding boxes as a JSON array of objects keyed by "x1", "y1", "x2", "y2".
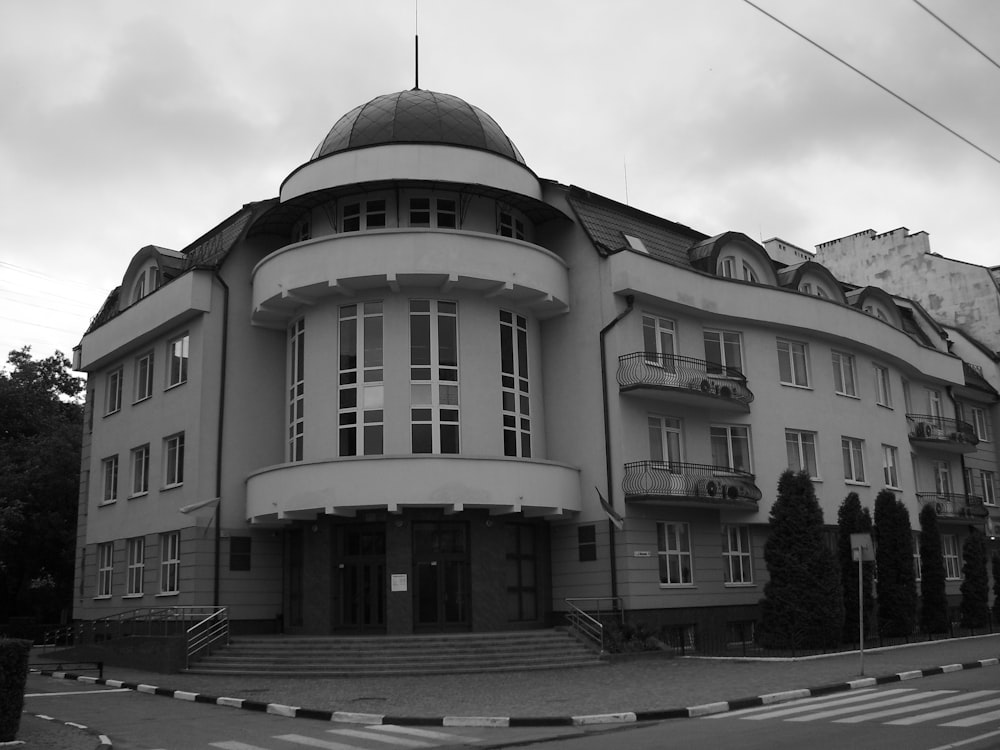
[
  {"x1": 741, "y1": 0, "x2": 1000, "y2": 167},
  {"x1": 911, "y1": 0, "x2": 1000, "y2": 72}
]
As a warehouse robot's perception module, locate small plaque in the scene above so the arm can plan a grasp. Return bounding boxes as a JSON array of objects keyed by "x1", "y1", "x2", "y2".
[{"x1": 390, "y1": 574, "x2": 408, "y2": 592}]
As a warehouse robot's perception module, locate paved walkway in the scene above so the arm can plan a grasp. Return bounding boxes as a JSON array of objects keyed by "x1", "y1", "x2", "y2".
[{"x1": 32, "y1": 634, "x2": 1000, "y2": 724}]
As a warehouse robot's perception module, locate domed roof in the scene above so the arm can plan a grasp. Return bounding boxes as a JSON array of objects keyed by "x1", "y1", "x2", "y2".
[{"x1": 311, "y1": 89, "x2": 526, "y2": 165}]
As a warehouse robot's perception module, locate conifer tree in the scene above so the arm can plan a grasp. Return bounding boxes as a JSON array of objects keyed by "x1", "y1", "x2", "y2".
[
  {"x1": 992, "y1": 554, "x2": 1000, "y2": 625},
  {"x1": 760, "y1": 470, "x2": 843, "y2": 649},
  {"x1": 918, "y1": 503, "x2": 949, "y2": 634},
  {"x1": 874, "y1": 489, "x2": 916, "y2": 637},
  {"x1": 960, "y1": 531, "x2": 990, "y2": 629},
  {"x1": 837, "y1": 492, "x2": 874, "y2": 643}
]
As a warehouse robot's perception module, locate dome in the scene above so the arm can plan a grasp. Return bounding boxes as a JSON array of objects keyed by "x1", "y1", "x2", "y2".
[{"x1": 310, "y1": 89, "x2": 526, "y2": 165}]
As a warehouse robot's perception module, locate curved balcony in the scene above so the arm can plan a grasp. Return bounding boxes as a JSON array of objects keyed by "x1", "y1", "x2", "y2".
[
  {"x1": 622, "y1": 461, "x2": 761, "y2": 510},
  {"x1": 245, "y1": 455, "x2": 581, "y2": 524},
  {"x1": 617, "y1": 353, "x2": 753, "y2": 411},
  {"x1": 251, "y1": 229, "x2": 570, "y2": 326},
  {"x1": 906, "y1": 414, "x2": 979, "y2": 453},
  {"x1": 916, "y1": 492, "x2": 988, "y2": 519}
]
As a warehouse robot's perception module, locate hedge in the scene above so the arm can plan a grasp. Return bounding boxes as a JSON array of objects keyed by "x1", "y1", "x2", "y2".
[{"x1": 0, "y1": 638, "x2": 32, "y2": 741}]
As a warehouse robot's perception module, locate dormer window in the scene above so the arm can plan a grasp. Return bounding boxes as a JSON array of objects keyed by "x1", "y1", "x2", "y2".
[
  {"x1": 131, "y1": 265, "x2": 161, "y2": 304},
  {"x1": 742, "y1": 262, "x2": 759, "y2": 284},
  {"x1": 720, "y1": 257, "x2": 736, "y2": 279}
]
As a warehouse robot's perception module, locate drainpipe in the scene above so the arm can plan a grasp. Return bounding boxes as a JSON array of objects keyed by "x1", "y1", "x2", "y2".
[
  {"x1": 212, "y1": 271, "x2": 230, "y2": 608},
  {"x1": 599, "y1": 294, "x2": 635, "y2": 605}
]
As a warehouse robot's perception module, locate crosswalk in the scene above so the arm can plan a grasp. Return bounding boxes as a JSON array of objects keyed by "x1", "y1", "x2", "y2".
[
  {"x1": 707, "y1": 688, "x2": 1000, "y2": 728},
  {"x1": 207, "y1": 724, "x2": 482, "y2": 750}
]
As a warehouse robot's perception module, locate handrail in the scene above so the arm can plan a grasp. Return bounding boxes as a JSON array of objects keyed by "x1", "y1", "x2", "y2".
[
  {"x1": 905, "y1": 414, "x2": 978, "y2": 446},
  {"x1": 185, "y1": 607, "x2": 229, "y2": 668},
  {"x1": 564, "y1": 597, "x2": 624, "y2": 653},
  {"x1": 623, "y1": 460, "x2": 762, "y2": 504},
  {"x1": 617, "y1": 352, "x2": 754, "y2": 405}
]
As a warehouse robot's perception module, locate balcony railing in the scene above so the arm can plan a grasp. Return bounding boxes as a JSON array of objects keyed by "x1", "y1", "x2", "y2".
[
  {"x1": 617, "y1": 353, "x2": 753, "y2": 406},
  {"x1": 623, "y1": 461, "x2": 762, "y2": 508},
  {"x1": 906, "y1": 414, "x2": 978, "y2": 452},
  {"x1": 916, "y1": 493, "x2": 988, "y2": 519}
]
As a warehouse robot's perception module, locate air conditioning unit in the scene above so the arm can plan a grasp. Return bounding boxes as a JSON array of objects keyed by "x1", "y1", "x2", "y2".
[
  {"x1": 717, "y1": 384, "x2": 734, "y2": 399},
  {"x1": 935, "y1": 501, "x2": 955, "y2": 515},
  {"x1": 697, "y1": 479, "x2": 739, "y2": 500}
]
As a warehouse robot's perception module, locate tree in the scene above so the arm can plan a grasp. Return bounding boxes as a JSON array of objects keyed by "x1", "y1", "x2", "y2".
[
  {"x1": 837, "y1": 492, "x2": 874, "y2": 643},
  {"x1": 918, "y1": 503, "x2": 949, "y2": 634},
  {"x1": 992, "y1": 554, "x2": 1000, "y2": 625},
  {"x1": 874, "y1": 489, "x2": 917, "y2": 637},
  {"x1": 0, "y1": 347, "x2": 83, "y2": 626},
  {"x1": 959, "y1": 531, "x2": 990, "y2": 629},
  {"x1": 760, "y1": 470, "x2": 843, "y2": 649}
]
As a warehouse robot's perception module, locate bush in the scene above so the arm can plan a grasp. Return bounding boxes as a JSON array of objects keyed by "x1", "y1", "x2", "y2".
[
  {"x1": 0, "y1": 638, "x2": 32, "y2": 741},
  {"x1": 960, "y1": 531, "x2": 990, "y2": 629},
  {"x1": 918, "y1": 504, "x2": 949, "y2": 634},
  {"x1": 838, "y1": 492, "x2": 874, "y2": 642},
  {"x1": 874, "y1": 490, "x2": 916, "y2": 637},
  {"x1": 993, "y1": 554, "x2": 1000, "y2": 625}
]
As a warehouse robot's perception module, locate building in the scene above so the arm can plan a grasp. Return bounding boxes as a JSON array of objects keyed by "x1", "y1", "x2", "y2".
[{"x1": 72, "y1": 88, "x2": 996, "y2": 644}]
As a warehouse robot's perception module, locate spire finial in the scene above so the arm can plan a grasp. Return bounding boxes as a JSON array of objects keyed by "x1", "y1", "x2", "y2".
[{"x1": 414, "y1": 0, "x2": 420, "y2": 89}]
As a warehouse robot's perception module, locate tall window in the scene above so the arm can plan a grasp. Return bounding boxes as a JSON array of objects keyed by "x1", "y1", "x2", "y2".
[
  {"x1": 339, "y1": 303, "x2": 384, "y2": 456},
  {"x1": 229, "y1": 537, "x2": 252, "y2": 571},
  {"x1": 927, "y1": 389, "x2": 943, "y2": 419},
  {"x1": 981, "y1": 470, "x2": 996, "y2": 505},
  {"x1": 105, "y1": 367, "x2": 123, "y2": 415},
  {"x1": 500, "y1": 310, "x2": 530, "y2": 457},
  {"x1": 410, "y1": 300, "x2": 459, "y2": 454},
  {"x1": 657, "y1": 523, "x2": 692, "y2": 585},
  {"x1": 742, "y1": 262, "x2": 759, "y2": 283},
  {"x1": 498, "y1": 210, "x2": 524, "y2": 239},
  {"x1": 711, "y1": 424, "x2": 751, "y2": 472},
  {"x1": 96, "y1": 542, "x2": 113, "y2": 597},
  {"x1": 642, "y1": 315, "x2": 676, "y2": 370},
  {"x1": 882, "y1": 444, "x2": 899, "y2": 488},
  {"x1": 130, "y1": 444, "x2": 150, "y2": 496},
  {"x1": 288, "y1": 319, "x2": 305, "y2": 461},
  {"x1": 101, "y1": 455, "x2": 118, "y2": 504},
  {"x1": 831, "y1": 351, "x2": 857, "y2": 397},
  {"x1": 941, "y1": 535, "x2": 961, "y2": 580},
  {"x1": 578, "y1": 525, "x2": 597, "y2": 562},
  {"x1": 342, "y1": 198, "x2": 387, "y2": 231},
  {"x1": 134, "y1": 352, "x2": 154, "y2": 402},
  {"x1": 167, "y1": 334, "x2": 189, "y2": 388},
  {"x1": 719, "y1": 257, "x2": 736, "y2": 278},
  {"x1": 934, "y1": 461, "x2": 952, "y2": 495},
  {"x1": 126, "y1": 537, "x2": 144, "y2": 596},
  {"x1": 159, "y1": 532, "x2": 180, "y2": 594},
  {"x1": 703, "y1": 329, "x2": 742, "y2": 375},
  {"x1": 842, "y1": 437, "x2": 866, "y2": 483},
  {"x1": 970, "y1": 406, "x2": 992, "y2": 442},
  {"x1": 777, "y1": 339, "x2": 809, "y2": 387},
  {"x1": 722, "y1": 525, "x2": 753, "y2": 584},
  {"x1": 163, "y1": 433, "x2": 185, "y2": 488},
  {"x1": 874, "y1": 364, "x2": 892, "y2": 407},
  {"x1": 785, "y1": 429, "x2": 818, "y2": 478},
  {"x1": 648, "y1": 416, "x2": 683, "y2": 469}
]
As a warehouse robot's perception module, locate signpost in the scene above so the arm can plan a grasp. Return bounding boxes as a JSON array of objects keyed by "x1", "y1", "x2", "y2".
[{"x1": 850, "y1": 533, "x2": 875, "y2": 675}]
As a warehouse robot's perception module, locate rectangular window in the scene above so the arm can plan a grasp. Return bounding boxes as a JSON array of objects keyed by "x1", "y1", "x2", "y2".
[
  {"x1": 981, "y1": 470, "x2": 996, "y2": 505},
  {"x1": 643, "y1": 315, "x2": 676, "y2": 371},
  {"x1": 229, "y1": 536, "x2": 251, "y2": 571},
  {"x1": 126, "y1": 537, "x2": 144, "y2": 596},
  {"x1": 134, "y1": 351, "x2": 154, "y2": 402},
  {"x1": 648, "y1": 415, "x2": 683, "y2": 468},
  {"x1": 101, "y1": 455, "x2": 118, "y2": 503},
  {"x1": 913, "y1": 532, "x2": 922, "y2": 582},
  {"x1": 777, "y1": 339, "x2": 809, "y2": 387},
  {"x1": 410, "y1": 300, "x2": 459, "y2": 454},
  {"x1": 971, "y1": 407, "x2": 992, "y2": 442},
  {"x1": 163, "y1": 433, "x2": 185, "y2": 488},
  {"x1": 711, "y1": 424, "x2": 751, "y2": 472},
  {"x1": 941, "y1": 535, "x2": 961, "y2": 580},
  {"x1": 578, "y1": 525, "x2": 597, "y2": 562},
  {"x1": 882, "y1": 444, "x2": 899, "y2": 489},
  {"x1": 874, "y1": 364, "x2": 892, "y2": 407},
  {"x1": 96, "y1": 542, "x2": 113, "y2": 597},
  {"x1": 842, "y1": 437, "x2": 866, "y2": 483},
  {"x1": 785, "y1": 430, "x2": 818, "y2": 478},
  {"x1": 159, "y1": 532, "x2": 180, "y2": 594},
  {"x1": 409, "y1": 196, "x2": 456, "y2": 228},
  {"x1": 722, "y1": 525, "x2": 753, "y2": 584},
  {"x1": 831, "y1": 351, "x2": 857, "y2": 397},
  {"x1": 105, "y1": 367, "x2": 123, "y2": 415},
  {"x1": 498, "y1": 210, "x2": 524, "y2": 240},
  {"x1": 339, "y1": 303, "x2": 384, "y2": 456},
  {"x1": 343, "y1": 199, "x2": 387, "y2": 231},
  {"x1": 719, "y1": 257, "x2": 736, "y2": 279},
  {"x1": 288, "y1": 319, "x2": 305, "y2": 462},
  {"x1": 703, "y1": 329, "x2": 743, "y2": 375},
  {"x1": 167, "y1": 334, "x2": 189, "y2": 388},
  {"x1": 130, "y1": 444, "x2": 150, "y2": 496},
  {"x1": 436, "y1": 198, "x2": 457, "y2": 229},
  {"x1": 500, "y1": 310, "x2": 531, "y2": 457},
  {"x1": 928, "y1": 388, "x2": 943, "y2": 419},
  {"x1": 934, "y1": 460, "x2": 952, "y2": 495},
  {"x1": 657, "y1": 523, "x2": 693, "y2": 585}
]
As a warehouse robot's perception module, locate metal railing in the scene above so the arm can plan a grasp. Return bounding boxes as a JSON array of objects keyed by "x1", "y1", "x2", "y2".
[
  {"x1": 916, "y1": 492, "x2": 988, "y2": 519},
  {"x1": 564, "y1": 597, "x2": 623, "y2": 653},
  {"x1": 906, "y1": 414, "x2": 979, "y2": 449},
  {"x1": 617, "y1": 352, "x2": 754, "y2": 406},
  {"x1": 185, "y1": 608, "x2": 229, "y2": 668},
  {"x1": 623, "y1": 461, "x2": 762, "y2": 505}
]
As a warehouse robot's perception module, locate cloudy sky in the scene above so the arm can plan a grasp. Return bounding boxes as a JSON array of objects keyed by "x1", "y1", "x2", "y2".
[{"x1": 2, "y1": 0, "x2": 998, "y2": 364}]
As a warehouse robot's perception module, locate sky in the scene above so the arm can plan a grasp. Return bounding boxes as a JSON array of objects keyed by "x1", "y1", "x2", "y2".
[{"x1": 2, "y1": 0, "x2": 999, "y2": 365}]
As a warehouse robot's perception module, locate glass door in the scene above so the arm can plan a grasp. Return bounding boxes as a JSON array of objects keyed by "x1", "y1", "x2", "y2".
[
  {"x1": 335, "y1": 525, "x2": 386, "y2": 632},
  {"x1": 412, "y1": 522, "x2": 470, "y2": 630}
]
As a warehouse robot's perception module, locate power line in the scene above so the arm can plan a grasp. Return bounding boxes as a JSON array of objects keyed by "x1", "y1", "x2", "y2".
[
  {"x1": 741, "y1": 0, "x2": 1000, "y2": 167},
  {"x1": 911, "y1": 0, "x2": 1000, "y2": 72}
]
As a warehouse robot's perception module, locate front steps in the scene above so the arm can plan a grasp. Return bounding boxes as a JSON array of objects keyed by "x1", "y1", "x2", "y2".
[{"x1": 187, "y1": 629, "x2": 603, "y2": 676}]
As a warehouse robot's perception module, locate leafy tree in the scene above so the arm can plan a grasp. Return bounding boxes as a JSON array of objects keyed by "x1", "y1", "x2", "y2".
[
  {"x1": 760, "y1": 470, "x2": 843, "y2": 649},
  {"x1": 959, "y1": 531, "x2": 990, "y2": 629},
  {"x1": 874, "y1": 489, "x2": 916, "y2": 637},
  {"x1": 0, "y1": 347, "x2": 83, "y2": 626},
  {"x1": 837, "y1": 492, "x2": 874, "y2": 643},
  {"x1": 918, "y1": 503, "x2": 949, "y2": 634}
]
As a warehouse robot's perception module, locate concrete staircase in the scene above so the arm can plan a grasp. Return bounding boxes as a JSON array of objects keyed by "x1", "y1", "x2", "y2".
[{"x1": 187, "y1": 629, "x2": 602, "y2": 676}]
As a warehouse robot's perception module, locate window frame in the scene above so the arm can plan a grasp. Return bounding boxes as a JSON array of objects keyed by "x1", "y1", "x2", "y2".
[
  {"x1": 970, "y1": 406, "x2": 992, "y2": 442},
  {"x1": 642, "y1": 314, "x2": 676, "y2": 371},
  {"x1": 785, "y1": 429, "x2": 819, "y2": 479},
  {"x1": 842, "y1": 436, "x2": 866, "y2": 484},
  {"x1": 981, "y1": 470, "x2": 996, "y2": 505},
  {"x1": 101, "y1": 455, "x2": 119, "y2": 504},
  {"x1": 882, "y1": 444, "x2": 900, "y2": 489},
  {"x1": 831, "y1": 350, "x2": 858, "y2": 397},
  {"x1": 578, "y1": 525, "x2": 597, "y2": 562},
  {"x1": 941, "y1": 534, "x2": 961, "y2": 580},
  {"x1": 500, "y1": 310, "x2": 531, "y2": 458},
  {"x1": 126, "y1": 536, "x2": 144, "y2": 597},
  {"x1": 657, "y1": 522, "x2": 693, "y2": 586},
  {"x1": 409, "y1": 299, "x2": 460, "y2": 455},
  {"x1": 710, "y1": 423, "x2": 752, "y2": 473},
  {"x1": 163, "y1": 432, "x2": 185, "y2": 489},
  {"x1": 722, "y1": 525, "x2": 753, "y2": 585},
  {"x1": 229, "y1": 536, "x2": 252, "y2": 572},
  {"x1": 159, "y1": 532, "x2": 180, "y2": 595},
  {"x1": 166, "y1": 334, "x2": 189, "y2": 389},
  {"x1": 703, "y1": 329, "x2": 743, "y2": 375},
  {"x1": 874, "y1": 364, "x2": 892, "y2": 408},
  {"x1": 96, "y1": 542, "x2": 113, "y2": 598},
  {"x1": 288, "y1": 318, "x2": 305, "y2": 462},
  {"x1": 105, "y1": 367, "x2": 123, "y2": 415},
  {"x1": 134, "y1": 351, "x2": 154, "y2": 403},
  {"x1": 130, "y1": 444, "x2": 150, "y2": 497},
  {"x1": 776, "y1": 338, "x2": 810, "y2": 388}
]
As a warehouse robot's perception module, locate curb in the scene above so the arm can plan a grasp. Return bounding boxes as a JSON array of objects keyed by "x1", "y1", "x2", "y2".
[
  {"x1": 12, "y1": 712, "x2": 112, "y2": 748},
  {"x1": 32, "y1": 657, "x2": 1000, "y2": 728}
]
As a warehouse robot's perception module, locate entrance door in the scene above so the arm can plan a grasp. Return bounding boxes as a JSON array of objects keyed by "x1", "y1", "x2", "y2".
[
  {"x1": 412, "y1": 522, "x2": 470, "y2": 630},
  {"x1": 335, "y1": 525, "x2": 386, "y2": 632}
]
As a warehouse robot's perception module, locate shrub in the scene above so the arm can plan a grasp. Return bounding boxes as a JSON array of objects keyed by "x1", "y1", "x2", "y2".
[
  {"x1": 918, "y1": 503, "x2": 949, "y2": 634},
  {"x1": 960, "y1": 531, "x2": 990, "y2": 629},
  {"x1": 993, "y1": 554, "x2": 1000, "y2": 625},
  {"x1": 874, "y1": 490, "x2": 916, "y2": 637},
  {"x1": 837, "y1": 492, "x2": 874, "y2": 642},
  {"x1": 0, "y1": 638, "x2": 31, "y2": 741}
]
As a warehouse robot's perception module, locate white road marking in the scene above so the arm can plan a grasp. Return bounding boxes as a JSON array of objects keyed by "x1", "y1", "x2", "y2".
[
  {"x1": 740, "y1": 688, "x2": 917, "y2": 720},
  {"x1": 941, "y1": 707, "x2": 1000, "y2": 727},
  {"x1": 887, "y1": 696, "x2": 1000, "y2": 725},
  {"x1": 272, "y1": 735, "x2": 362, "y2": 749},
  {"x1": 785, "y1": 690, "x2": 957, "y2": 722},
  {"x1": 209, "y1": 742, "x2": 271, "y2": 750},
  {"x1": 373, "y1": 725, "x2": 482, "y2": 742},
  {"x1": 707, "y1": 688, "x2": 880, "y2": 718},
  {"x1": 834, "y1": 690, "x2": 999, "y2": 723},
  {"x1": 326, "y1": 727, "x2": 431, "y2": 746}
]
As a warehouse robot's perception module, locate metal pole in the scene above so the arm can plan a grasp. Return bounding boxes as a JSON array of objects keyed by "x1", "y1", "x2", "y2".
[{"x1": 858, "y1": 552, "x2": 864, "y2": 676}]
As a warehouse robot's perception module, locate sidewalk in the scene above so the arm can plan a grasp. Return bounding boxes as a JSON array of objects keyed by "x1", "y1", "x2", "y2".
[{"x1": 32, "y1": 634, "x2": 1000, "y2": 723}]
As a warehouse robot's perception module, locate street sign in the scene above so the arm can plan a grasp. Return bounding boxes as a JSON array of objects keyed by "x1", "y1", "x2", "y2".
[{"x1": 850, "y1": 533, "x2": 874, "y2": 561}]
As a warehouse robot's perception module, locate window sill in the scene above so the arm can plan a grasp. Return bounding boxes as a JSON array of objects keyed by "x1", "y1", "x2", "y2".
[
  {"x1": 128, "y1": 492, "x2": 148, "y2": 500},
  {"x1": 165, "y1": 381, "x2": 187, "y2": 392},
  {"x1": 876, "y1": 403, "x2": 893, "y2": 410},
  {"x1": 155, "y1": 591, "x2": 179, "y2": 598},
  {"x1": 132, "y1": 396, "x2": 152, "y2": 406},
  {"x1": 98, "y1": 500, "x2": 117, "y2": 507},
  {"x1": 885, "y1": 485, "x2": 902, "y2": 492},
  {"x1": 779, "y1": 382, "x2": 812, "y2": 390},
  {"x1": 845, "y1": 480, "x2": 870, "y2": 487},
  {"x1": 122, "y1": 594, "x2": 144, "y2": 599},
  {"x1": 835, "y1": 392, "x2": 860, "y2": 400},
  {"x1": 161, "y1": 483, "x2": 183, "y2": 492},
  {"x1": 93, "y1": 595, "x2": 112, "y2": 601},
  {"x1": 658, "y1": 584, "x2": 696, "y2": 589},
  {"x1": 724, "y1": 582, "x2": 755, "y2": 588}
]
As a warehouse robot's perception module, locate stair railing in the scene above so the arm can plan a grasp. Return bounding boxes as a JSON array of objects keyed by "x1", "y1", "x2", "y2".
[
  {"x1": 185, "y1": 607, "x2": 229, "y2": 668},
  {"x1": 564, "y1": 597, "x2": 624, "y2": 653}
]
